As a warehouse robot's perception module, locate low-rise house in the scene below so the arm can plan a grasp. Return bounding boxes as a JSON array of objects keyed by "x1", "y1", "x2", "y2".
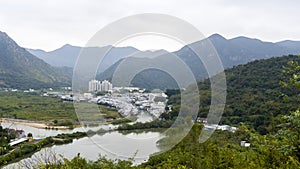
[
  {"x1": 196, "y1": 117, "x2": 208, "y2": 124},
  {"x1": 7, "y1": 129, "x2": 26, "y2": 138},
  {"x1": 9, "y1": 137, "x2": 29, "y2": 146},
  {"x1": 240, "y1": 141, "x2": 251, "y2": 147},
  {"x1": 15, "y1": 129, "x2": 26, "y2": 138}
]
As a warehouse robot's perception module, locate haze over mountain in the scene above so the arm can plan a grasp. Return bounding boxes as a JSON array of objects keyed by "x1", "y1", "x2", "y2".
[
  {"x1": 0, "y1": 31, "x2": 70, "y2": 89},
  {"x1": 27, "y1": 44, "x2": 81, "y2": 68},
  {"x1": 6, "y1": 32, "x2": 300, "y2": 90},
  {"x1": 28, "y1": 34, "x2": 300, "y2": 69},
  {"x1": 97, "y1": 50, "x2": 180, "y2": 89},
  {"x1": 97, "y1": 34, "x2": 300, "y2": 89},
  {"x1": 208, "y1": 34, "x2": 295, "y2": 65},
  {"x1": 27, "y1": 45, "x2": 139, "y2": 73}
]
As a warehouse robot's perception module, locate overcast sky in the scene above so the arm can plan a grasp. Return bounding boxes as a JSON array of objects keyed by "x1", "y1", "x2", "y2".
[{"x1": 0, "y1": 0, "x2": 299, "y2": 51}]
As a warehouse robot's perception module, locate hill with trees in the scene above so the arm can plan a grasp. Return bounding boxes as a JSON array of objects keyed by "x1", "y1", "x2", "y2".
[
  {"x1": 167, "y1": 55, "x2": 300, "y2": 134},
  {"x1": 116, "y1": 55, "x2": 300, "y2": 134},
  {"x1": 0, "y1": 31, "x2": 70, "y2": 89}
]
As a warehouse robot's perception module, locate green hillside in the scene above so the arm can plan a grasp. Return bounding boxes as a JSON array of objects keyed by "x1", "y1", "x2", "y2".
[
  {"x1": 166, "y1": 55, "x2": 300, "y2": 134},
  {"x1": 0, "y1": 31, "x2": 71, "y2": 89}
]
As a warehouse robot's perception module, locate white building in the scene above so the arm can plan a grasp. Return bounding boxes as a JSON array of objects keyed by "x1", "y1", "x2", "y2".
[
  {"x1": 240, "y1": 141, "x2": 251, "y2": 147},
  {"x1": 88, "y1": 80, "x2": 101, "y2": 92},
  {"x1": 83, "y1": 93, "x2": 93, "y2": 99},
  {"x1": 101, "y1": 80, "x2": 113, "y2": 92},
  {"x1": 88, "y1": 80, "x2": 112, "y2": 92}
]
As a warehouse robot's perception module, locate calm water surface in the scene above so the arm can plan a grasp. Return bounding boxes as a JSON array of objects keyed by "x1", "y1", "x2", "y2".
[{"x1": 3, "y1": 112, "x2": 163, "y2": 168}]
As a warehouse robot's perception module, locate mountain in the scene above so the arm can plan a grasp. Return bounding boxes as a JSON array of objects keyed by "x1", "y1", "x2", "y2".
[
  {"x1": 98, "y1": 34, "x2": 300, "y2": 89},
  {"x1": 276, "y1": 40, "x2": 300, "y2": 54},
  {"x1": 169, "y1": 54, "x2": 300, "y2": 133},
  {"x1": 27, "y1": 45, "x2": 139, "y2": 72},
  {"x1": 27, "y1": 44, "x2": 81, "y2": 68},
  {"x1": 97, "y1": 50, "x2": 180, "y2": 90},
  {"x1": 176, "y1": 34, "x2": 298, "y2": 74},
  {"x1": 0, "y1": 31, "x2": 70, "y2": 89},
  {"x1": 27, "y1": 33, "x2": 300, "y2": 90}
]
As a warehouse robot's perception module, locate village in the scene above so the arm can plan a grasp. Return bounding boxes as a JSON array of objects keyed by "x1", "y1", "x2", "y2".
[{"x1": 0, "y1": 80, "x2": 242, "y2": 159}]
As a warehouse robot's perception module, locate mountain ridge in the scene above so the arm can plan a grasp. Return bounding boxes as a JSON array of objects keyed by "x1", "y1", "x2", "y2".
[
  {"x1": 0, "y1": 31, "x2": 70, "y2": 89},
  {"x1": 27, "y1": 45, "x2": 140, "y2": 71},
  {"x1": 28, "y1": 33, "x2": 300, "y2": 70},
  {"x1": 97, "y1": 34, "x2": 300, "y2": 89}
]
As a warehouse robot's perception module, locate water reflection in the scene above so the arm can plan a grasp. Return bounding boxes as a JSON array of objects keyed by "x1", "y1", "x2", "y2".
[
  {"x1": 2, "y1": 114, "x2": 163, "y2": 168},
  {"x1": 4, "y1": 131, "x2": 162, "y2": 168}
]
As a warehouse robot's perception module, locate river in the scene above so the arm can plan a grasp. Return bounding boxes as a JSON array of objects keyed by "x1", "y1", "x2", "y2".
[{"x1": 2, "y1": 112, "x2": 163, "y2": 168}]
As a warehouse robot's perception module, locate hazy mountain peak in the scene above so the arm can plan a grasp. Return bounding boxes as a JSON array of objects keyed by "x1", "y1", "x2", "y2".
[
  {"x1": 229, "y1": 36, "x2": 265, "y2": 43},
  {"x1": 277, "y1": 40, "x2": 300, "y2": 45},
  {"x1": 62, "y1": 44, "x2": 75, "y2": 48},
  {"x1": 0, "y1": 31, "x2": 6, "y2": 36},
  {"x1": 128, "y1": 49, "x2": 169, "y2": 59},
  {"x1": 0, "y1": 31, "x2": 19, "y2": 47},
  {"x1": 0, "y1": 31, "x2": 9, "y2": 38},
  {"x1": 208, "y1": 33, "x2": 227, "y2": 40},
  {"x1": 55, "y1": 44, "x2": 81, "y2": 51}
]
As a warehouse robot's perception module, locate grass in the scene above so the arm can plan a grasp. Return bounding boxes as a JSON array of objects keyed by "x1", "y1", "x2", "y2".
[{"x1": 0, "y1": 92, "x2": 120, "y2": 124}]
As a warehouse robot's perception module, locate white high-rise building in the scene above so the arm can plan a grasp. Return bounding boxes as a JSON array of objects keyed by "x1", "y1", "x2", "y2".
[
  {"x1": 88, "y1": 80, "x2": 101, "y2": 92},
  {"x1": 88, "y1": 80, "x2": 112, "y2": 92},
  {"x1": 101, "y1": 80, "x2": 113, "y2": 91}
]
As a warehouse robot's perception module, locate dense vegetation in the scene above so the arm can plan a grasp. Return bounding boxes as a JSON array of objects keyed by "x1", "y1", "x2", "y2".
[
  {"x1": 0, "y1": 126, "x2": 16, "y2": 155},
  {"x1": 0, "y1": 31, "x2": 70, "y2": 89},
  {"x1": 0, "y1": 132, "x2": 88, "y2": 167},
  {"x1": 0, "y1": 137, "x2": 54, "y2": 166},
  {"x1": 117, "y1": 55, "x2": 300, "y2": 134},
  {"x1": 166, "y1": 55, "x2": 300, "y2": 134},
  {"x1": 117, "y1": 119, "x2": 173, "y2": 130}
]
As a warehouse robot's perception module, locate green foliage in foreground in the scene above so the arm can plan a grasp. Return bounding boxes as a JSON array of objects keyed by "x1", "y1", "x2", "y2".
[{"x1": 26, "y1": 122, "x2": 300, "y2": 169}]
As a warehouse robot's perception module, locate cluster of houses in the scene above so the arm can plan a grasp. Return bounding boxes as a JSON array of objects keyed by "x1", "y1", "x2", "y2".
[
  {"x1": 196, "y1": 117, "x2": 251, "y2": 146},
  {"x1": 97, "y1": 95, "x2": 138, "y2": 116},
  {"x1": 196, "y1": 117, "x2": 237, "y2": 132},
  {"x1": 97, "y1": 92, "x2": 167, "y2": 118},
  {"x1": 0, "y1": 87, "x2": 71, "y2": 93},
  {"x1": 0, "y1": 88, "x2": 34, "y2": 92}
]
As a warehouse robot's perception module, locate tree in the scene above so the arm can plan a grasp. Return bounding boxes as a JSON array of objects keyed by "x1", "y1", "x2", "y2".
[
  {"x1": 276, "y1": 56, "x2": 300, "y2": 160},
  {"x1": 27, "y1": 133, "x2": 32, "y2": 138},
  {"x1": 53, "y1": 119, "x2": 58, "y2": 125},
  {"x1": 281, "y1": 58, "x2": 300, "y2": 89}
]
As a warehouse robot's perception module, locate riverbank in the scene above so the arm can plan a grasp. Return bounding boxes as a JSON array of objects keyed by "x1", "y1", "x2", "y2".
[
  {"x1": 1, "y1": 118, "x2": 75, "y2": 130},
  {"x1": 1, "y1": 117, "x2": 138, "y2": 130},
  {"x1": 0, "y1": 131, "x2": 88, "y2": 167}
]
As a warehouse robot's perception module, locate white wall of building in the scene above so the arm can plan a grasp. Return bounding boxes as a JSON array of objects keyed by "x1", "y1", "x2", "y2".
[{"x1": 88, "y1": 80, "x2": 112, "y2": 92}]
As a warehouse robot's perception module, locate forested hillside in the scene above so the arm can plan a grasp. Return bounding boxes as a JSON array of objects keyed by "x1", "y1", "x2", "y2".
[
  {"x1": 0, "y1": 31, "x2": 70, "y2": 89},
  {"x1": 176, "y1": 55, "x2": 300, "y2": 134}
]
